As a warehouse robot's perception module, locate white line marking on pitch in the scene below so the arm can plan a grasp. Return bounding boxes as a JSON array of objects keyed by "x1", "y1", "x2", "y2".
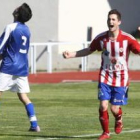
[{"x1": 32, "y1": 129, "x2": 140, "y2": 140}]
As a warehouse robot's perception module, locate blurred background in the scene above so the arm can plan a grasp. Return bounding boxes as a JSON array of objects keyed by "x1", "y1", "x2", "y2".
[{"x1": 0, "y1": 0, "x2": 140, "y2": 73}]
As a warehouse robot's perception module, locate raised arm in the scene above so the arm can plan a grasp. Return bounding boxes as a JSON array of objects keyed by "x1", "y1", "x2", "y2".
[{"x1": 63, "y1": 47, "x2": 92, "y2": 59}]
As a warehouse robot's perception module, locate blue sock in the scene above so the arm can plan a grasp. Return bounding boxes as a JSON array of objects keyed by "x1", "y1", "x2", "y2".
[{"x1": 25, "y1": 103, "x2": 38, "y2": 128}]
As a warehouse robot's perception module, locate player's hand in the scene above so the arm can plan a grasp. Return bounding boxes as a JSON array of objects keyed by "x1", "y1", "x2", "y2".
[
  {"x1": 63, "y1": 51, "x2": 77, "y2": 59},
  {"x1": 137, "y1": 27, "x2": 140, "y2": 37},
  {"x1": 63, "y1": 51, "x2": 70, "y2": 59},
  {"x1": 138, "y1": 26, "x2": 140, "y2": 32}
]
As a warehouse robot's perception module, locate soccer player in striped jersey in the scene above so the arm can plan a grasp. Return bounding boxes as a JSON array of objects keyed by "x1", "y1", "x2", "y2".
[
  {"x1": 0, "y1": 3, "x2": 40, "y2": 132},
  {"x1": 63, "y1": 9, "x2": 140, "y2": 140}
]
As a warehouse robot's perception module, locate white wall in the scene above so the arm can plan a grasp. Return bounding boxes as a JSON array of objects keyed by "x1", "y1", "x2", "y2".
[
  {"x1": 0, "y1": 0, "x2": 140, "y2": 71},
  {"x1": 58, "y1": 0, "x2": 111, "y2": 41},
  {"x1": 58, "y1": 0, "x2": 111, "y2": 52},
  {"x1": 0, "y1": 0, "x2": 58, "y2": 42}
]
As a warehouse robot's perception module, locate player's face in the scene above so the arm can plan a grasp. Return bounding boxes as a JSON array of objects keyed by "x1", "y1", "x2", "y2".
[
  {"x1": 12, "y1": 7, "x2": 20, "y2": 21},
  {"x1": 107, "y1": 14, "x2": 121, "y2": 32}
]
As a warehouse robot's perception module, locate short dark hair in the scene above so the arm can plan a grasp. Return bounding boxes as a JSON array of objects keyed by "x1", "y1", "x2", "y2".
[
  {"x1": 108, "y1": 9, "x2": 121, "y2": 21},
  {"x1": 16, "y1": 3, "x2": 32, "y2": 23}
]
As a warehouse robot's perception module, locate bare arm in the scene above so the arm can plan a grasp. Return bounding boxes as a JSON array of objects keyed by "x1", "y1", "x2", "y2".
[{"x1": 63, "y1": 47, "x2": 92, "y2": 59}]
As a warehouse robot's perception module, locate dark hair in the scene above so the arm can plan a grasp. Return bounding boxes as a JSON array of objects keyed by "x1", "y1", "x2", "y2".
[
  {"x1": 16, "y1": 3, "x2": 32, "y2": 23},
  {"x1": 108, "y1": 9, "x2": 121, "y2": 21}
]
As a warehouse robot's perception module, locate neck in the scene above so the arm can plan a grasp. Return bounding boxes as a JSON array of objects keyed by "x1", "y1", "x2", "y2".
[{"x1": 109, "y1": 30, "x2": 119, "y2": 40}]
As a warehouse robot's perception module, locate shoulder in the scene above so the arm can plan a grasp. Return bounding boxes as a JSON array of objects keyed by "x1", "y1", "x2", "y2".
[
  {"x1": 5, "y1": 23, "x2": 18, "y2": 31},
  {"x1": 94, "y1": 31, "x2": 108, "y2": 40},
  {"x1": 120, "y1": 30, "x2": 136, "y2": 40}
]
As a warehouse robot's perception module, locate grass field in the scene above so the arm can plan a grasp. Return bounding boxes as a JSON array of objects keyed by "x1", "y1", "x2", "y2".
[{"x1": 0, "y1": 82, "x2": 140, "y2": 140}]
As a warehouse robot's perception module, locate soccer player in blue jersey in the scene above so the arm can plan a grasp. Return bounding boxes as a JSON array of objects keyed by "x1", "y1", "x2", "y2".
[{"x1": 0, "y1": 3, "x2": 40, "y2": 132}]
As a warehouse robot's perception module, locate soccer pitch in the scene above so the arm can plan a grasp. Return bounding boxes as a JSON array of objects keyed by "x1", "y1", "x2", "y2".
[{"x1": 0, "y1": 82, "x2": 140, "y2": 140}]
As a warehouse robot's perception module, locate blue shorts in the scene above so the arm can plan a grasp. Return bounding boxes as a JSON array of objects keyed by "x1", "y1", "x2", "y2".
[{"x1": 98, "y1": 82, "x2": 128, "y2": 105}]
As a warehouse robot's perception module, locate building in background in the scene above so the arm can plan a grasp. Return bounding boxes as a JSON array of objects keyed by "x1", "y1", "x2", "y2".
[{"x1": 0, "y1": 0, "x2": 140, "y2": 71}]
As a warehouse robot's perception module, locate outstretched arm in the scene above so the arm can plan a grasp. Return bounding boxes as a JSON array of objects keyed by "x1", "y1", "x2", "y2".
[{"x1": 63, "y1": 47, "x2": 92, "y2": 59}]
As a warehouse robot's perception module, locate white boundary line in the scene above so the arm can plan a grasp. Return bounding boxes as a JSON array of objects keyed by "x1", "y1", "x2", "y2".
[
  {"x1": 32, "y1": 129, "x2": 140, "y2": 140},
  {"x1": 62, "y1": 80, "x2": 93, "y2": 83}
]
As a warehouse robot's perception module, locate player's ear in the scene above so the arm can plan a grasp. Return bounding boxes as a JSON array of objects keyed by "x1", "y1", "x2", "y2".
[{"x1": 118, "y1": 20, "x2": 121, "y2": 25}]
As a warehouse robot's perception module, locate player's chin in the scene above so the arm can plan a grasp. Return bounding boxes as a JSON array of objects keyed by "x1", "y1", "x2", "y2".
[{"x1": 109, "y1": 28, "x2": 115, "y2": 32}]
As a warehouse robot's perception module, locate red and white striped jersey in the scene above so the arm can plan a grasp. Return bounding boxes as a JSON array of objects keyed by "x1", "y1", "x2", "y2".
[{"x1": 89, "y1": 30, "x2": 140, "y2": 87}]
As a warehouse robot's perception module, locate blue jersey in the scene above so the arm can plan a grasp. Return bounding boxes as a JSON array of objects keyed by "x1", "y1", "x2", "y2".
[{"x1": 0, "y1": 22, "x2": 30, "y2": 76}]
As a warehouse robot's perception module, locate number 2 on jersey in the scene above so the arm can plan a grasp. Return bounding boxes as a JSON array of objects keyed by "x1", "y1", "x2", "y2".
[{"x1": 19, "y1": 36, "x2": 27, "y2": 54}]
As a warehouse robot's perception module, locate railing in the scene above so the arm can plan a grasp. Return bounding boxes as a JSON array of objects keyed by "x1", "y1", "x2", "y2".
[{"x1": 30, "y1": 41, "x2": 91, "y2": 74}]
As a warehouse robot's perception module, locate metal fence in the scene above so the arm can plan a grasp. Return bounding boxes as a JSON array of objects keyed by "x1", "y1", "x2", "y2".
[{"x1": 30, "y1": 41, "x2": 91, "y2": 74}]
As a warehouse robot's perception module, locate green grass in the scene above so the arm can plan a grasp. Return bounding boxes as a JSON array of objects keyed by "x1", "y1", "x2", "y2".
[{"x1": 0, "y1": 82, "x2": 140, "y2": 140}]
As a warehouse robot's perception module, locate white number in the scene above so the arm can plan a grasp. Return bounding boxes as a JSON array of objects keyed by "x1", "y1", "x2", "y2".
[
  {"x1": 22, "y1": 36, "x2": 27, "y2": 46},
  {"x1": 20, "y1": 36, "x2": 27, "y2": 54}
]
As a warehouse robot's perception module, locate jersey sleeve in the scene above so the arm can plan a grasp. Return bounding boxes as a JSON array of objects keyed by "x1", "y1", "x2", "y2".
[
  {"x1": 0, "y1": 25, "x2": 11, "y2": 54},
  {"x1": 89, "y1": 37, "x2": 102, "y2": 52},
  {"x1": 128, "y1": 37, "x2": 140, "y2": 54}
]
